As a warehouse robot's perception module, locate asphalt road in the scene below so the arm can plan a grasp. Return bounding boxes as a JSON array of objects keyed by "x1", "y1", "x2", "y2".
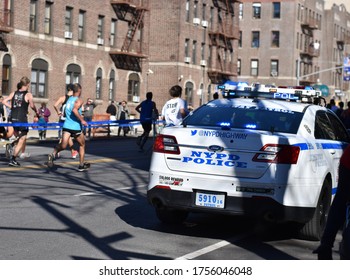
[{"x1": 0, "y1": 136, "x2": 341, "y2": 260}]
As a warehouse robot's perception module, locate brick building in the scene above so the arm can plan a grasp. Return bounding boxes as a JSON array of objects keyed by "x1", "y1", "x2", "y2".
[
  {"x1": 0, "y1": 0, "x2": 240, "y2": 117},
  {"x1": 238, "y1": 0, "x2": 350, "y2": 100},
  {"x1": 0, "y1": 0, "x2": 349, "y2": 119}
]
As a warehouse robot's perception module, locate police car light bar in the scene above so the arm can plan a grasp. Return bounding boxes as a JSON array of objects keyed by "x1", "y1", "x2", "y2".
[{"x1": 223, "y1": 86, "x2": 321, "y2": 101}]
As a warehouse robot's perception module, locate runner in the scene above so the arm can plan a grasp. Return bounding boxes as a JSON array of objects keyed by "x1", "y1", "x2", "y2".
[
  {"x1": 1, "y1": 77, "x2": 38, "y2": 167},
  {"x1": 47, "y1": 83, "x2": 90, "y2": 172}
]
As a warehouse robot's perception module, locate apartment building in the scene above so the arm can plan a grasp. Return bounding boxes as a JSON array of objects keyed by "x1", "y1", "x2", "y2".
[
  {"x1": 0, "y1": 0, "x2": 349, "y2": 118},
  {"x1": 0, "y1": 0, "x2": 240, "y2": 116},
  {"x1": 238, "y1": 0, "x2": 350, "y2": 100}
]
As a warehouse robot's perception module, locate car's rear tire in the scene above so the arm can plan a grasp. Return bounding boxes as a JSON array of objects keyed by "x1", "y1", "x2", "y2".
[
  {"x1": 155, "y1": 207, "x2": 188, "y2": 224},
  {"x1": 298, "y1": 179, "x2": 331, "y2": 241}
]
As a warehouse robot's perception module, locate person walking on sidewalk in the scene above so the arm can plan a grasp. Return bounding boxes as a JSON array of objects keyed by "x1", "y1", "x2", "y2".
[
  {"x1": 135, "y1": 92, "x2": 158, "y2": 151},
  {"x1": 53, "y1": 83, "x2": 78, "y2": 158},
  {"x1": 47, "y1": 83, "x2": 90, "y2": 172},
  {"x1": 1, "y1": 77, "x2": 39, "y2": 167}
]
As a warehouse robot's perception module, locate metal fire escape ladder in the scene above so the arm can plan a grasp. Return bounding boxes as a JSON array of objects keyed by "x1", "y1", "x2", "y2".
[
  {"x1": 0, "y1": 6, "x2": 13, "y2": 52},
  {"x1": 121, "y1": 8, "x2": 145, "y2": 51},
  {"x1": 110, "y1": 1, "x2": 148, "y2": 72}
]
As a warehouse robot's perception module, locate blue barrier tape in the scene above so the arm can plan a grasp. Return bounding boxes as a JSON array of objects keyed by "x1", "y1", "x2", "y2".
[{"x1": 0, "y1": 119, "x2": 165, "y2": 130}]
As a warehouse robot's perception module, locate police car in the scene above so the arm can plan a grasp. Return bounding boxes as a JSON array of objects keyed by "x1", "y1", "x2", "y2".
[{"x1": 147, "y1": 85, "x2": 350, "y2": 240}]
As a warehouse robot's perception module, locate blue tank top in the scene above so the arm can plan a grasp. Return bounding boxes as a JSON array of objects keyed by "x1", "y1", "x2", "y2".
[{"x1": 63, "y1": 96, "x2": 82, "y2": 131}]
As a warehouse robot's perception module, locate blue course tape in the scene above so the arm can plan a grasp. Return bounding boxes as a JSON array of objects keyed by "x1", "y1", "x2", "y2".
[{"x1": 0, "y1": 119, "x2": 165, "y2": 130}]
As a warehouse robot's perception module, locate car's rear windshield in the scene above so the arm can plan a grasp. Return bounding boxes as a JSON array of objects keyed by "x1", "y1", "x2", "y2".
[{"x1": 184, "y1": 103, "x2": 304, "y2": 134}]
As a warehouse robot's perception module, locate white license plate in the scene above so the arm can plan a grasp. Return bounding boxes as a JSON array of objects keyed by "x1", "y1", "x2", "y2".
[{"x1": 195, "y1": 192, "x2": 225, "y2": 208}]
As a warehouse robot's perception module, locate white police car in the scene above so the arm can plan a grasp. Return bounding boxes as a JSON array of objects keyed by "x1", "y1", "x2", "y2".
[{"x1": 147, "y1": 86, "x2": 350, "y2": 240}]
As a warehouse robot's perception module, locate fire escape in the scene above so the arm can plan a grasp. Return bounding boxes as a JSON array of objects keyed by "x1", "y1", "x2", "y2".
[
  {"x1": 0, "y1": 4, "x2": 13, "y2": 52},
  {"x1": 299, "y1": 15, "x2": 320, "y2": 85},
  {"x1": 208, "y1": 0, "x2": 240, "y2": 84},
  {"x1": 110, "y1": 0, "x2": 148, "y2": 72}
]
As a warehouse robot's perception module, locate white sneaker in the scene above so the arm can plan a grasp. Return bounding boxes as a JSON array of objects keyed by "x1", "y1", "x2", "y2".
[{"x1": 19, "y1": 152, "x2": 31, "y2": 159}]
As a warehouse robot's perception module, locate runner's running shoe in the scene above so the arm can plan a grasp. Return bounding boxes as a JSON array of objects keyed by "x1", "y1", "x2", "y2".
[
  {"x1": 71, "y1": 150, "x2": 78, "y2": 159},
  {"x1": 8, "y1": 158, "x2": 20, "y2": 167},
  {"x1": 19, "y1": 152, "x2": 31, "y2": 159},
  {"x1": 77, "y1": 162, "x2": 90, "y2": 172},
  {"x1": 47, "y1": 153, "x2": 55, "y2": 168},
  {"x1": 5, "y1": 143, "x2": 13, "y2": 159}
]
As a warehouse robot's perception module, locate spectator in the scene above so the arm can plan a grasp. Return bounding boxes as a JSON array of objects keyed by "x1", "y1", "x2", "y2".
[
  {"x1": 329, "y1": 99, "x2": 339, "y2": 113},
  {"x1": 313, "y1": 144, "x2": 350, "y2": 259},
  {"x1": 161, "y1": 85, "x2": 187, "y2": 126},
  {"x1": 117, "y1": 100, "x2": 130, "y2": 136},
  {"x1": 213, "y1": 92, "x2": 219, "y2": 100},
  {"x1": 82, "y1": 98, "x2": 97, "y2": 138},
  {"x1": 106, "y1": 100, "x2": 117, "y2": 133},
  {"x1": 341, "y1": 101, "x2": 350, "y2": 129},
  {"x1": 37, "y1": 102, "x2": 51, "y2": 140}
]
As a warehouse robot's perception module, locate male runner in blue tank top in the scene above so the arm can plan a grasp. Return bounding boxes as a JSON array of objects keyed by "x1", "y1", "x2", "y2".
[{"x1": 47, "y1": 83, "x2": 90, "y2": 171}]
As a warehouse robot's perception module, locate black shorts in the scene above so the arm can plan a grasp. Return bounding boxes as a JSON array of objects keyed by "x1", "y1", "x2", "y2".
[
  {"x1": 63, "y1": 128, "x2": 82, "y2": 137},
  {"x1": 14, "y1": 126, "x2": 29, "y2": 134}
]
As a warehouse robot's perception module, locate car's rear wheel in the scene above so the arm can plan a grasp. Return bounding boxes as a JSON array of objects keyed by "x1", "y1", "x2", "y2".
[
  {"x1": 155, "y1": 207, "x2": 188, "y2": 224},
  {"x1": 298, "y1": 179, "x2": 331, "y2": 241}
]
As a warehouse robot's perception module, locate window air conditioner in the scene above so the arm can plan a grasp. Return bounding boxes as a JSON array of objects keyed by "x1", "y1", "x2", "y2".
[
  {"x1": 201, "y1": 20, "x2": 209, "y2": 28},
  {"x1": 200, "y1": 60, "x2": 207, "y2": 66},
  {"x1": 193, "y1": 18, "x2": 201, "y2": 25},
  {"x1": 97, "y1": 38, "x2": 104, "y2": 45},
  {"x1": 132, "y1": 96, "x2": 140, "y2": 103},
  {"x1": 64, "y1": 31, "x2": 72, "y2": 39},
  {"x1": 184, "y1": 57, "x2": 191, "y2": 63}
]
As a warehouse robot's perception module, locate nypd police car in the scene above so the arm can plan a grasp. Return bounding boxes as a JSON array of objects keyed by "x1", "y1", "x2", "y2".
[{"x1": 147, "y1": 86, "x2": 349, "y2": 240}]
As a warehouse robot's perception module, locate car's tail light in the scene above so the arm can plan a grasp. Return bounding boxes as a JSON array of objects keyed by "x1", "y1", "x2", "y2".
[
  {"x1": 153, "y1": 134, "x2": 180, "y2": 154},
  {"x1": 252, "y1": 144, "x2": 300, "y2": 164}
]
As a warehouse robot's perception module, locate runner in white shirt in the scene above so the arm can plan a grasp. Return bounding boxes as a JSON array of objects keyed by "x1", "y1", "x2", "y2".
[{"x1": 161, "y1": 85, "x2": 187, "y2": 126}]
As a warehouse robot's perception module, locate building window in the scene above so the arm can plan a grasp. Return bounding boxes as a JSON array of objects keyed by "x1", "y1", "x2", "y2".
[
  {"x1": 252, "y1": 31, "x2": 260, "y2": 48},
  {"x1": 208, "y1": 45, "x2": 212, "y2": 68},
  {"x1": 2, "y1": 54, "x2": 11, "y2": 95},
  {"x1": 31, "y1": 59, "x2": 48, "y2": 98},
  {"x1": 185, "y1": 81, "x2": 194, "y2": 108},
  {"x1": 237, "y1": 59, "x2": 241, "y2": 75},
  {"x1": 252, "y1": 3, "x2": 261, "y2": 19},
  {"x1": 271, "y1": 31, "x2": 279, "y2": 47},
  {"x1": 202, "y1": 3, "x2": 206, "y2": 21},
  {"x1": 95, "y1": 68, "x2": 102, "y2": 100},
  {"x1": 29, "y1": 0, "x2": 38, "y2": 32},
  {"x1": 98, "y1": 15, "x2": 104, "y2": 40},
  {"x1": 273, "y1": 2, "x2": 280, "y2": 18},
  {"x1": 3, "y1": 0, "x2": 13, "y2": 26},
  {"x1": 192, "y1": 40, "x2": 197, "y2": 64},
  {"x1": 193, "y1": 1, "x2": 198, "y2": 19},
  {"x1": 251, "y1": 59, "x2": 259, "y2": 76},
  {"x1": 185, "y1": 38, "x2": 190, "y2": 58},
  {"x1": 66, "y1": 64, "x2": 81, "y2": 84},
  {"x1": 239, "y1": 31, "x2": 242, "y2": 47},
  {"x1": 271, "y1": 60, "x2": 279, "y2": 77},
  {"x1": 201, "y1": 43, "x2": 205, "y2": 61},
  {"x1": 128, "y1": 73, "x2": 140, "y2": 103},
  {"x1": 239, "y1": 3, "x2": 243, "y2": 20},
  {"x1": 210, "y1": 7, "x2": 214, "y2": 29},
  {"x1": 78, "y1": 10, "x2": 85, "y2": 41},
  {"x1": 110, "y1": 19, "x2": 117, "y2": 47},
  {"x1": 65, "y1": 7, "x2": 73, "y2": 33},
  {"x1": 186, "y1": 0, "x2": 190, "y2": 22},
  {"x1": 109, "y1": 70, "x2": 115, "y2": 100},
  {"x1": 44, "y1": 1, "x2": 52, "y2": 35}
]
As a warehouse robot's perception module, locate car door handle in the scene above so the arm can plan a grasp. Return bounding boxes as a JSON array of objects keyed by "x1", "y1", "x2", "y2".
[{"x1": 329, "y1": 149, "x2": 336, "y2": 155}]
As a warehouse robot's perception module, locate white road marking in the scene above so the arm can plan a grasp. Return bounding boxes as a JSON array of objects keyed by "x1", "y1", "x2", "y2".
[
  {"x1": 74, "y1": 185, "x2": 147, "y2": 196},
  {"x1": 176, "y1": 233, "x2": 249, "y2": 260}
]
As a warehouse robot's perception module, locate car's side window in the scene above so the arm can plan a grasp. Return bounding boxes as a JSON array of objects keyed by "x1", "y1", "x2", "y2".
[
  {"x1": 314, "y1": 111, "x2": 336, "y2": 140},
  {"x1": 326, "y1": 112, "x2": 350, "y2": 142}
]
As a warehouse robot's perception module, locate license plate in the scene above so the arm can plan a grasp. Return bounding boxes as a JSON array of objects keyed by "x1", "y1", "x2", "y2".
[{"x1": 195, "y1": 192, "x2": 225, "y2": 208}]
